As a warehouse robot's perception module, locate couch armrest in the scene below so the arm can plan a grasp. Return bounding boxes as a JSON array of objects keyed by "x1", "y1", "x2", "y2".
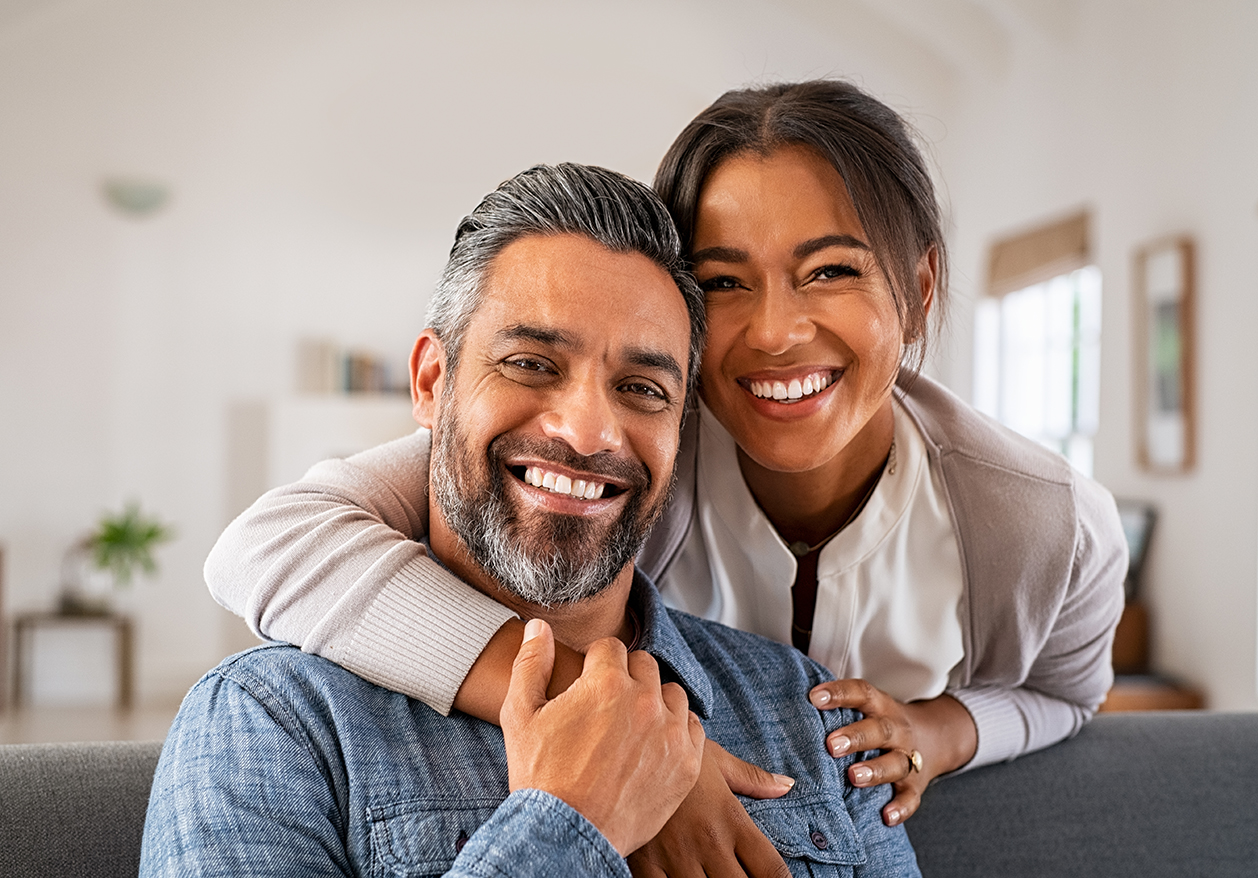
[{"x1": 0, "y1": 740, "x2": 163, "y2": 877}]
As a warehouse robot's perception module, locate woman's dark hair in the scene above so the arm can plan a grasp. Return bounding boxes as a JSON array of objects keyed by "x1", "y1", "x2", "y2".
[{"x1": 654, "y1": 80, "x2": 947, "y2": 372}]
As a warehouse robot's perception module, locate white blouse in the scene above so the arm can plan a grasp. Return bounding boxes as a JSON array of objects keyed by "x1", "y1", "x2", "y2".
[{"x1": 658, "y1": 400, "x2": 965, "y2": 703}]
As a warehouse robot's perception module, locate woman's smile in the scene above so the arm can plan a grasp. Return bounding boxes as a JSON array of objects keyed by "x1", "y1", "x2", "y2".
[{"x1": 691, "y1": 144, "x2": 902, "y2": 477}]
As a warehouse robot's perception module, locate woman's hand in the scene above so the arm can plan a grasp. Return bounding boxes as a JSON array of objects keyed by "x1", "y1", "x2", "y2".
[
  {"x1": 627, "y1": 740, "x2": 795, "y2": 877},
  {"x1": 808, "y1": 679, "x2": 978, "y2": 826}
]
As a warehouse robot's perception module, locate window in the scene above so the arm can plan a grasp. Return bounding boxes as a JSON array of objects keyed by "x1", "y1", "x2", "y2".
[
  {"x1": 973, "y1": 266, "x2": 1101, "y2": 475},
  {"x1": 972, "y1": 211, "x2": 1100, "y2": 476}
]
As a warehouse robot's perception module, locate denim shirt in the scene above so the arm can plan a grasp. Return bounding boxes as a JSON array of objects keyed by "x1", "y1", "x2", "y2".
[{"x1": 140, "y1": 572, "x2": 920, "y2": 877}]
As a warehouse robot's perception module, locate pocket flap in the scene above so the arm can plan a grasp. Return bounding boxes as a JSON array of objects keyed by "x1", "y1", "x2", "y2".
[
  {"x1": 369, "y1": 798, "x2": 501, "y2": 877},
  {"x1": 742, "y1": 789, "x2": 865, "y2": 866}
]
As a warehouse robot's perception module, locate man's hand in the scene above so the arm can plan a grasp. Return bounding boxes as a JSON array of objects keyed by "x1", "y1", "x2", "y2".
[
  {"x1": 501, "y1": 618, "x2": 706, "y2": 856},
  {"x1": 628, "y1": 741, "x2": 794, "y2": 878}
]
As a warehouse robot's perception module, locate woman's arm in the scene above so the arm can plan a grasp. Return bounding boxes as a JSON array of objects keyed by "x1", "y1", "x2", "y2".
[
  {"x1": 810, "y1": 472, "x2": 1127, "y2": 824},
  {"x1": 206, "y1": 429, "x2": 529, "y2": 715}
]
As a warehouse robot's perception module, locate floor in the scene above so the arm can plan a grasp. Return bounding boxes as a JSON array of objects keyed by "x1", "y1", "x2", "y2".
[{"x1": 0, "y1": 703, "x2": 181, "y2": 744}]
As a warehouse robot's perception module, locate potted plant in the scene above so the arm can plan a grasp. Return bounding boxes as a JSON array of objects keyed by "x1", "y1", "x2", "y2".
[{"x1": 60, "y1": 502, "x2": 174, "y2": 615}]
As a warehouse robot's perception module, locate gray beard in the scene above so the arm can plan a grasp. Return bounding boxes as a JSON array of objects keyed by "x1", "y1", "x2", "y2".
[{"x1": 430, "y1": 409, "x2": 662, "y2": 608}]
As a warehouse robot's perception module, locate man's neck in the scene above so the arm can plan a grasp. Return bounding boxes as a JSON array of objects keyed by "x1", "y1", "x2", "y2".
[{"x1": 428, "y1": 512, "x2": 636, "y2": 653}]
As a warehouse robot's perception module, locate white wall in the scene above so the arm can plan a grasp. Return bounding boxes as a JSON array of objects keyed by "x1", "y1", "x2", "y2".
[
  {"x1": 1, "y1": 0, "x2": 1254, "y2": 709},
  {"x1": 934, "y1": 0, "x2": 1258, "y2": 710},
  {"x1": 0, "y1": 0, "x2": 963, "y2": 702}
]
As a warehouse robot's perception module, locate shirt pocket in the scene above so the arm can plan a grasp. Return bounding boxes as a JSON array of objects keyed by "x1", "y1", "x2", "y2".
[
  {"x1": 368, "y1": 797, "x2": 502, "y2": 878},
  {"x1": 742, "y1": 790, "x2": 865, "y2": 877}
]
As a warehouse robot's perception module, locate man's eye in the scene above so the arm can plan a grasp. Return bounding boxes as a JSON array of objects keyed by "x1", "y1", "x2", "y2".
[
  {"x1": 620, "y1": 381, "x2": 670, "y2": 406},
  {"x1": 503, "y1": 354, "x2": 553, "y2": 369},
  {"x1": 500, "y1": 357, "x2": 556, "y2": 382}
]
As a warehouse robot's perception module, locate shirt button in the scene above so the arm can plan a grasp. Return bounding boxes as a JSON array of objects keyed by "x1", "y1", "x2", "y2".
[{"x1": 810, "y1": 829, "x2": 828, "y2": 850}]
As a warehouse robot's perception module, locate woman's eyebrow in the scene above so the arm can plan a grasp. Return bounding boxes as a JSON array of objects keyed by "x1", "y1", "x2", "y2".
[
  {"x1": 689, "y1": 245, "x2": 746, "y2": 265},
  {"x1": 794, "y1": 234, "x2": 870, "y2": 260}
]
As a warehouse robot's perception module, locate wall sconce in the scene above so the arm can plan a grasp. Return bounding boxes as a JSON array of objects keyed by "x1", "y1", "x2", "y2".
[{"x1": 101, "y1": 177, "x2": 171, "y2": 218}]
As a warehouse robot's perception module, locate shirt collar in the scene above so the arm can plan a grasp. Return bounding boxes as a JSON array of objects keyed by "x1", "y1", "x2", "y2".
[{"x1": 630, "y1": 568, "x2": 715, "y2": 719}]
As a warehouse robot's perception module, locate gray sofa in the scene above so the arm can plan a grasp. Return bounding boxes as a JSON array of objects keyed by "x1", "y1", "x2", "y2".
[{"x1": 1, "y1": 712, "x2": 1254, "y2": 877}]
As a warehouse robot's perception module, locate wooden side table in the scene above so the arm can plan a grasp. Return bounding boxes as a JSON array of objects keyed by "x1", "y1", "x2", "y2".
[{"x1": 12, "y1": 613, "x2": 134, "y2": 709}]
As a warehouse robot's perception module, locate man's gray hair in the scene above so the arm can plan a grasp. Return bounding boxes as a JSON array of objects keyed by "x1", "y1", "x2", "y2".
[{"x1": 426, "y1": 163, "x2": 706, "y2": 397}]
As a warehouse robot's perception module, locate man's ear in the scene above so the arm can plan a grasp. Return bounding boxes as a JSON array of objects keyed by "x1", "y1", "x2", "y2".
[{"x1": 410, "y1": 329, "x2": 446, "y2": 428}]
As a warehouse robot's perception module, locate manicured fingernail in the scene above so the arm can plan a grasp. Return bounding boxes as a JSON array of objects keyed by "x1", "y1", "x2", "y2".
[
  {"x1": 772, "y1": 774, "x2": 796, "y2": 789},
  {"x1": 829, "y1": 736, "x2": 851, "y2": 756},
  {"x1": 886, "y1": 808, "x2": 901, "y2": 825},
  {"x1": 851, "y1": 766, "x2": 873, "y2": 784},
  {"x1": 811, "y1": 690, "x2": 831, "y2": 707},
  {"x1": 523, "y1": 618, "x2": 543, "y2": 642}
]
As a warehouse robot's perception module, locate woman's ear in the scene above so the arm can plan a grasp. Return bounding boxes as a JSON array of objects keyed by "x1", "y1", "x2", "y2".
[
  {"x1": 410, "y1": 329, "x2": 446, "y2": 428},
  {"x1": 918, "y1": 245, "x2": 938, "y2": 320},
  {"x1": 903, "y1": 245, "x2": 939, "y2": 344}
]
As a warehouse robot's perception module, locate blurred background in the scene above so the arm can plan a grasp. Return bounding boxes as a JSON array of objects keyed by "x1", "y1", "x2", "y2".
[{"x1": 1, "y1": 0, "x2": 1255, "y2": 739}]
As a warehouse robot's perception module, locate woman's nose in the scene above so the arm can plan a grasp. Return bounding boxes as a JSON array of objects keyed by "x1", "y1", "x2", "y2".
[
  {"x1": 743, "y1": 283, "x2": 815, "y2": 355},
  {"x1": 537, "y1": 377, "x2": 624, "y2": 458}
]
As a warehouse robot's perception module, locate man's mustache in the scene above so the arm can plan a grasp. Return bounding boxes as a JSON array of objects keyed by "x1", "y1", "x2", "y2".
[{"x1": 487, "y1": 434, "x2": 651, "y2": 492}]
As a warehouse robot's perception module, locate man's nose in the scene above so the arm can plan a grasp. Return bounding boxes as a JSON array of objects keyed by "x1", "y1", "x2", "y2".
[
  {"x1": 537, "y1": 376, "x2": 624, "y2": 457},
  {"x1": 744, "y1": 282, "x2": 815, "y2": 355}
]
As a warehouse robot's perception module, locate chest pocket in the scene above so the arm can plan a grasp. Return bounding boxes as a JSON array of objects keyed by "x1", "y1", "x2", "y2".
[
  {"x1": 368, "y1": 798, "x2": 502, "y2": 878},
  {"x1": 743, "y1": 790, "x2": 865, "y2": 877}
]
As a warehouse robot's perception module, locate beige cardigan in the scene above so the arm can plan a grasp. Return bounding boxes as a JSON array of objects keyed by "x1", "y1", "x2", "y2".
[{"x1": 206, "y1": 374, "x2": 1126, "y2": 770}]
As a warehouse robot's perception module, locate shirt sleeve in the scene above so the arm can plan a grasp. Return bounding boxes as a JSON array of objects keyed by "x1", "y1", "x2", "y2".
[
  {"x1": 947, "y1": 473, "x2": 1127, "y2": 769},
  {"x1": 204, "y1": 429, "x2": 517, "y2": 715}
]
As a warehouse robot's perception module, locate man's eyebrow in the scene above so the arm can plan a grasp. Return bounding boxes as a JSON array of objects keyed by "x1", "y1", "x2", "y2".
[
  {"x1": 493, "y1": 324, "x2": 577, "y2": 348},
  {"x1": 627, "y1": 348, "x2": 684, "y2": 386}
]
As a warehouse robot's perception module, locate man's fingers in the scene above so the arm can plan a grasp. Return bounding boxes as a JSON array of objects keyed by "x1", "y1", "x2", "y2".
[
  {"x1": 626, "y1": 647, "x2": 662, "y2": 690},
  {"x1": 705, "y1": 740, "x2": 794, "y2": 799},
  {"x1": 503, "y1": 618, "x2": 554, "y2": 719}
]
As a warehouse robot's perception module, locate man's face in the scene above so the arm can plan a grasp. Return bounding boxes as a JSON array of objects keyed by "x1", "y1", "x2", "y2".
[{"x1": 422, "y1": 233, "x2": 691, "y2": 607}]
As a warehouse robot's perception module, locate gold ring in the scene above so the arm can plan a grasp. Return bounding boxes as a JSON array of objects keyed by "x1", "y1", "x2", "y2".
[{"x1": 897, "y1": 749, "x2": 923, "y2": 773}]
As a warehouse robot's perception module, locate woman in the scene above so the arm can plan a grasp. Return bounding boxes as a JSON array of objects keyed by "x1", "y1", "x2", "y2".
[{"x1": 208, "y1": 80, "x2": 1124, "y2": 841}]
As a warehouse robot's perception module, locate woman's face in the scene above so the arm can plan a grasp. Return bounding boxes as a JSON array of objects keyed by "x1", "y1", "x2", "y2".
[{"x1": 691, "y1": 145, "x2": 912, "y2": 475}]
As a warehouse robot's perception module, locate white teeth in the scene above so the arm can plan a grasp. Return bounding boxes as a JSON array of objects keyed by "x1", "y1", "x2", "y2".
[
  {"x1": 521, "y1": 466, "x2": 608, "y2": 500},
  {"x1": 749, "y1": 372, "x2": 835, "y2": 403}
]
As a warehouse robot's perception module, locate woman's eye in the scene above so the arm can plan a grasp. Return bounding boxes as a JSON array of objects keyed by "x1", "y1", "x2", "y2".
[
  {"x1": 698, "y1": 275, "x2": 743, "y2": 293},
  {"x1": 813, "y1": 264, "x2": 861, "y2": 282}
]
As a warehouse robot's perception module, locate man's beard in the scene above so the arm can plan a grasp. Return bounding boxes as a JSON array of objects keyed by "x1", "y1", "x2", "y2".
[{"x1": 430, "y1": 408, "x2": 669, "y2": 607}]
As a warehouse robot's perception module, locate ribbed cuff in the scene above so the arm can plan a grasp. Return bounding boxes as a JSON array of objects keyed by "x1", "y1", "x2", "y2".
[
  {"x1": 946, "y1": 684, "x2": 1029, "y2": 771},
  {"x1": 338, "y1": 554, "x2": 518, "y2": 715}
]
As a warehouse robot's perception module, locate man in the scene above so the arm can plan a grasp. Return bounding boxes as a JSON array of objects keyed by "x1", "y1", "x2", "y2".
[{"x1": 140, "y1": 164, "x2": 919, "y2": 877}]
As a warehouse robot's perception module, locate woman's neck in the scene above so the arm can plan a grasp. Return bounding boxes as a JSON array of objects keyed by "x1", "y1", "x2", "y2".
[{"x1": 737, "y1": 399, "x2": 896, "y2": 547}]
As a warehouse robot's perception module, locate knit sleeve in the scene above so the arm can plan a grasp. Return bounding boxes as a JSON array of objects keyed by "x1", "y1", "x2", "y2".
[{"x1": 204, "y1": 429, "x2": 517, "y2": 715}]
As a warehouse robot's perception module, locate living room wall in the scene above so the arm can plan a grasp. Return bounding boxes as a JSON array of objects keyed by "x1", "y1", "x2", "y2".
[{"x1": 1, "y1": 0, "x2": 1254, "y2": 710}]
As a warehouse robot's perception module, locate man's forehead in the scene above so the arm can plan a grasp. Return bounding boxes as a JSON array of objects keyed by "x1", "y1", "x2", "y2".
[{"x1": 468, "y1": 233, "x2": 690, "y2": 365}]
